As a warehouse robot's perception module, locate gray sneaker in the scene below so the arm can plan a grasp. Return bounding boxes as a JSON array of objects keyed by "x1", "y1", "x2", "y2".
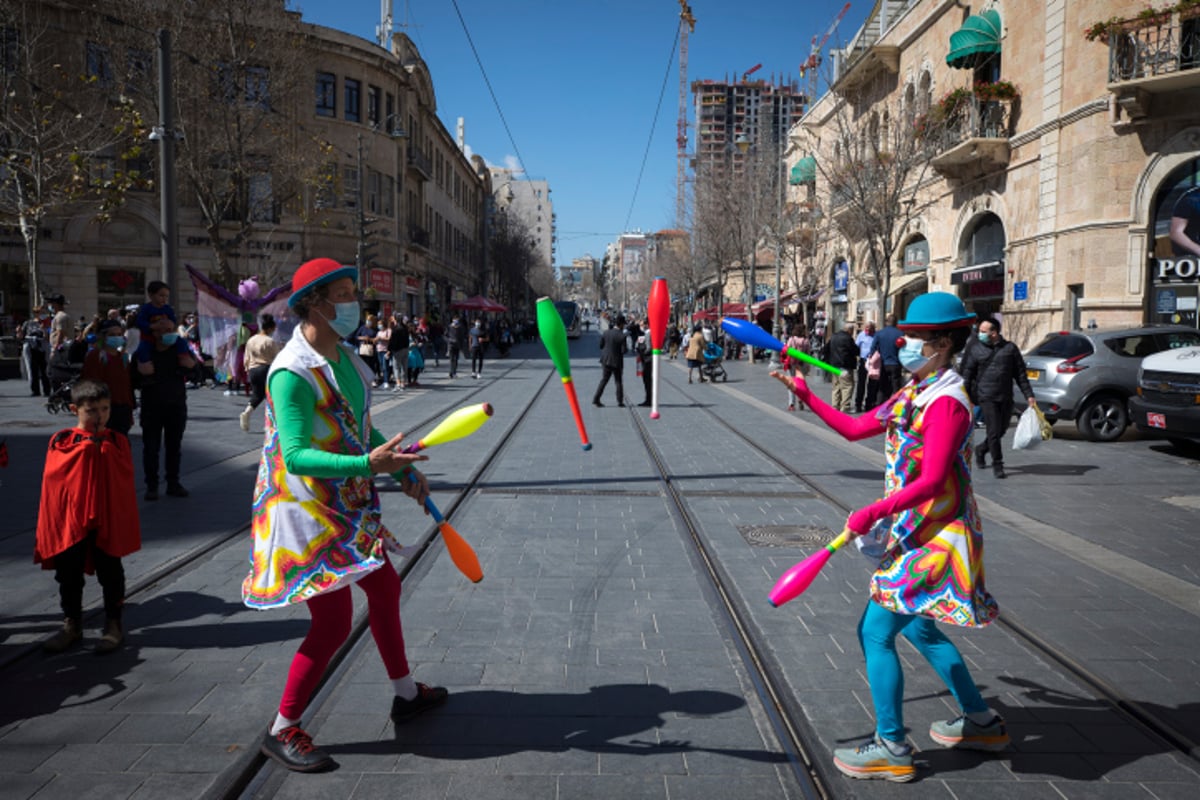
[
  {"x1": 832, "y1": 736, "x2": 915, "y2": 782},
  {"x1": 929, "y1": 714, "x2": 1010, "y2": 751}
]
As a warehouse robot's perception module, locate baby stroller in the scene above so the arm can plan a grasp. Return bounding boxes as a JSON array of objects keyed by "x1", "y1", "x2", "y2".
[
  {"x1": 700, "y1": 342, "x2": 727, "y2": 382},
  {"x1": 45, "y1": 347, "x2": 83, "y2": 414}
]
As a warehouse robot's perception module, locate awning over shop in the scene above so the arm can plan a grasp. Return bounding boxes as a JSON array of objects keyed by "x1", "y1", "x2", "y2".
[
  {"x1": 789, "y1": 156, "x2": 817, "y2": 185},
  {"x1": 946, "y1": 9, "x2": 1002, "y2": 70},
  {"x1": 752, "y1": 290, "x2": 797, "y2": 314},
  {"x1": 887, "y1": 271, "x2": 928, "y2": 297},
  {"x1": 950, "y1": 261, "x2": 1003, "y2": 285},
  {"x1": 692, "y1": 302, "x2": 750, "y2": 321}
]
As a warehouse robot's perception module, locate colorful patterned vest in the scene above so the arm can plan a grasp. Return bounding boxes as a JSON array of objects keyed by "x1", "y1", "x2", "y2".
[
  {"x1": 243, "y1": 329, "x2": 398, "y2": 609},
  {"x1": 870, "y1": 369, "x2": 999, "y2": 627}
]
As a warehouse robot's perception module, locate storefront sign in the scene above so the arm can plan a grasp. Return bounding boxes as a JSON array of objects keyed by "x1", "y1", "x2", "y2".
[
  {"x1": 1157, "y1": 289, "x2": 1177, "y2": 314},
  {"x1": 950, "y1": 261, "x2": 1003, "y2": 285},
  {"x1": 833, "y1": 260, "x2": 849, "y2": 292},
  {"x1": 368, "y1": 268, "x2": 393, "y2": 294},
  {"x1": 903, "y1": 240, "x2": 929, "y2": 274},
  {"x1": 1156, "y1": 258, "x2": 1200, "y2": 282},
  {"x1": 1013, "y1": 281, "x2": 1027, "y2": 301},
  {"x1": 404, "y1": 276, "x2": 420, "y2": 292}
]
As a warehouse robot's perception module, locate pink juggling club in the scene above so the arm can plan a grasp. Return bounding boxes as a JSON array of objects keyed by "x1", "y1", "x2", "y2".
[
  {"x1": 768, "y1": 529, "x2": 853, "y2": 607},
  {"x1": 647, "y1": 277, "x2": 669, "y2": 419}
]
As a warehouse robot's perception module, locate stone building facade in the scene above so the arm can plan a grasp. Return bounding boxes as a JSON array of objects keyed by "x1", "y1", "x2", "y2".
[
  {"x1": 790, "y1": 0, "x2": 1200, "y2": 346},
  {"x1": 0, "y1": 1, "x2": 487, "y2": 330}
]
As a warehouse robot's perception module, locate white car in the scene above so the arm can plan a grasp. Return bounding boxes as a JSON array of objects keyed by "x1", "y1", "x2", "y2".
[{"x1": 1129, "y1": 345, "x2": 1200, "y2": 449}]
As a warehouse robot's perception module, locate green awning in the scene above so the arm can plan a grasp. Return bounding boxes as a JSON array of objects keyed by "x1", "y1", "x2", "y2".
[
  {"x1": 790, "y1": 156, "x2": 816, "y2": 185},
  {"x1": 946, "y1": 9, "x2": 1002, "y2": 70}
]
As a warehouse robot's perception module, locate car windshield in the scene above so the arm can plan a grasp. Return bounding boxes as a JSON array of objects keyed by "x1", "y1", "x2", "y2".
[
  {"x1": 1159, "y1": 330, "x2": 1200, "y2": 350},
  {"x1": 1029, "y1": 334, "x2": 1093, "y2": 359}
]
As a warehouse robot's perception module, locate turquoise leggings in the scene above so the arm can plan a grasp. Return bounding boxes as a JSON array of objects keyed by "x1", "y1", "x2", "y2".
[{"x1": 858, "y1": 600, "x2": 988, "y2": 742}]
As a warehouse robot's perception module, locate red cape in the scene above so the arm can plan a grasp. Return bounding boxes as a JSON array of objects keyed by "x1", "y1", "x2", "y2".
[{"x1": 35, "y1": 427, "x2": 141, "y2": 570}]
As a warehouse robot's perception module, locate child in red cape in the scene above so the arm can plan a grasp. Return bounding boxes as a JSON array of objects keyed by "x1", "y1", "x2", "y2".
[{"x1": 35, "y1": 379, "x2": 141, "y2": 653}]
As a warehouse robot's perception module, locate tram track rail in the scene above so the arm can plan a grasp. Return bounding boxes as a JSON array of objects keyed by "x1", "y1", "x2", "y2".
[{"x1": 661, "y1": 370, "x2": 1200, "y2": 767}]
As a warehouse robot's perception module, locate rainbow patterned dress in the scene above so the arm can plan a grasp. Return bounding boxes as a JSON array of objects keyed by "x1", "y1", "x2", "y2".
[
  {"x1": 869, "y1": 368, "x2": 998, "y2": 627},
  {"x1": 243, "y1": 330, "x2": 399, "y2": 609}
]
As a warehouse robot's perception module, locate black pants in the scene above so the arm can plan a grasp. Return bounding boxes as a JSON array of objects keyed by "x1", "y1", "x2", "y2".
[
  {"x1": 594, "y1": 365, "x2": 624, "y2": 404},
  {"x1": 25, "y1": 346, "x2": 50, "y2": 395},
  {"x1": 470, "y1": 347, "x2": 484, "y2": 375},
  {"x1": 641, "y1": 359, "x2": 653, "y2": 403},
  {"x1": 248, "y1": 364, "x2": 269, "y2": 410},
  {"x1": 877, "y1": 363, "x2": 903, "y2": 405},
  {"x1": 53, "y1": 529, "x2": 125, "y2": 621},
  {"x1": 979, "y1": 398, "x2": 1014, "y2": 465},
  {"x1": 448, "y1": 346, "x2": 461, "y2": 377},
  {"x1": 141, "y1": 400, "x2": 187, "y2": 489},
  {"x1": 108, "y1": 404, "x2": 134, "y2": 437}
]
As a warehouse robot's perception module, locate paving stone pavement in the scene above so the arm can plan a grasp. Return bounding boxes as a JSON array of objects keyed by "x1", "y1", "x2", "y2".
[{"x1": 1, "y1": 332, "x2": 1198, "y2": 799}]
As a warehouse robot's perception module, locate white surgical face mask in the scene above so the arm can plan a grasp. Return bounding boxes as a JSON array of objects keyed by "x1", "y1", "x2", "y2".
[{"x1": 898, "y1": 336, "x2": 929, "y2": 372}]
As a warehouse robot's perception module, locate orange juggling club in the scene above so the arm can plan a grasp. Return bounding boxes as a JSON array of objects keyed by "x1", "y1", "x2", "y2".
[
  {"x1": 647, "y1": 277, "x2": 669, "y2": 419},
  {"x1": 768, "y1": 529, "x2": 853, "y2": 607},
  {"x1": 408, "y1": 473, "x2": 483, "y2": 583},
  {"x1": 536, "y1": 297, "x2": 592, "y2": 450}
]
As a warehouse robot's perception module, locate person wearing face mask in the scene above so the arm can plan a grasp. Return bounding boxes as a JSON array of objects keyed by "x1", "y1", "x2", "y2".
[
  {"x1": 138, "y1": 314, "x2": 197, "y2": 501},
  {"x1": 772, "y1": 292, "x2": 1007, "y2": 783},
  {"x1": 81, "y1": 318, "x2": 135, "y2": 435},
  {"x1": 247, "y1": 258, "x2": 446, "y2": 774},
  {"x1": 959, "y1": 316, "x2": 1036, "y2": 479}
]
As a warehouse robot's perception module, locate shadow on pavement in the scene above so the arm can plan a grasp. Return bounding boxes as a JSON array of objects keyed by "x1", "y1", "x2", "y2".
[{"x1": 323, "y1": 684, "x2": 789, "y2": 764}]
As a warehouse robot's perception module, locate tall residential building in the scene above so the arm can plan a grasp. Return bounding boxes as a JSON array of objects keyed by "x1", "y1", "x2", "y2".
[
  {"x1": 692, "y1": 76, "x2": 806, "y2": 174},
  {"x1": 487, "y1": 168, "x2": 556, "y2": 271}
]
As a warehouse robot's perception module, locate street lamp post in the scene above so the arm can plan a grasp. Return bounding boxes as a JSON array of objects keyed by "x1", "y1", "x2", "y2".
[{"x1": 736, "y1": 134, "x2": 757, "y2": 364}]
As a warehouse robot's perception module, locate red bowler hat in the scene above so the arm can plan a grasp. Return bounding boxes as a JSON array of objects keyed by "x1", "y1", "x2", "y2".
[{"x1": 288, "y1": 258, "x2": 357, "y2": 309}]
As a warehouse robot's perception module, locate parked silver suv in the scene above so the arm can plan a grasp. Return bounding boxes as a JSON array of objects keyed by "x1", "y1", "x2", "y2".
[{"x1": 1015, "y1": 326, "x2": 1200, "y2": 442}]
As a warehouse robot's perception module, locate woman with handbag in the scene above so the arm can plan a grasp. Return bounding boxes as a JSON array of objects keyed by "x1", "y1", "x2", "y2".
[
  {"x1": 783, "y1": 324, "x2": 809, "y2": 412},
  {"x1": 772, "y1": 292, "x2": 1008, "y2": 783},
  {"x1": 355, "y1": 315, "x2": 380, "y2": 385}
]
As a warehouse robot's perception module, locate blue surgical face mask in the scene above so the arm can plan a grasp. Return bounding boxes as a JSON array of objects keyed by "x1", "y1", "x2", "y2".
[
  {"x1": 898, "y1": 336, "x2": 929, "y2": 372},
  {"x1": 324, "y1": 301, "x2": 361, "y2": 337},
  {"x1": 105, "y1": 336, "x2": 126, "y2": 349},
  {"x1": 161, "y1": 332, "x2": 178, "y2": 345},
  {"x1": 978, "y1": 332, "x2": 990, "y2": 344}
]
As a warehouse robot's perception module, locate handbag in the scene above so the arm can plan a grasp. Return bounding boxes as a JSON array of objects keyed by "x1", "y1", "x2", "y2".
[{"x1": 358, "y1": 343, "x2": 374, "y2": 357}]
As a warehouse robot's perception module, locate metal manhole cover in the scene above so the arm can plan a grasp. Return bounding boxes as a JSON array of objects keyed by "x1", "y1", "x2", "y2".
[{"x1": 737, "y1": 525, "x2": 837, "y2": 548}]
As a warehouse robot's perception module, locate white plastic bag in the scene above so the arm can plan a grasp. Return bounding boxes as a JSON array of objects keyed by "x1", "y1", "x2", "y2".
[
  {"x1": 855, "y1": 518, "x2": 891, "y2": 565},
  {"x1": 1012, "y1": 405, "x2": 1041, "y2": 451}
]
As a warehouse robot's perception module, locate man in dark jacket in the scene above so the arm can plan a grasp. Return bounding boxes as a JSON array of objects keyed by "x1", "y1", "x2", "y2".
[
  {"x1": 593, "y1": 314, "x2": 627, "y2": 407},
  {"x1": 825, "y1": 321, "x2": 859, "y2": 412},
  {"x1": 870, "y1": 313, "x2": 904, "y2": 404},
  {"x1": 960, "y1": 316, "x2": 1037, "y2": 479}
]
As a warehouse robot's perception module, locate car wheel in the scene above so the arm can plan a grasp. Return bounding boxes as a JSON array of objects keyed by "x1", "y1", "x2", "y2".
[{"x1": 1076, "y1": 395, "x2": 1128, "y2": 442}]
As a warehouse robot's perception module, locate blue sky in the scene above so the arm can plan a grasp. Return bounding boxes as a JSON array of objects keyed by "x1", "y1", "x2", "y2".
[{"x1": 296, "y1": 0, "x2": 868, "y2": 267}]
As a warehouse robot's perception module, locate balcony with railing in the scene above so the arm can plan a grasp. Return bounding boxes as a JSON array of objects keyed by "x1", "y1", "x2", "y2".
[
  {"x1": 1099, "y1": 7, "x2": 1200, "y2": 121},
  {"x1": 927, "y1": 93, "x2": 1015, "y2": 180},
  {"x1": 406, "y1": 144, "x2": 432, "y2": 181},
  {"x1": 407, "y1": 224, "x2": 431, "y2": 251}
]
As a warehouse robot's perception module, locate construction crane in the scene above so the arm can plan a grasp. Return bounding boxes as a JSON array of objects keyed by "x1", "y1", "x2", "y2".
[
  {"x1": 676, "y1": 0, "x2": 695, "y2": 228},
  {"x1": 799, "y1": 2, "x2": 850, "y2": 106},
  {"x1": 741, "y1": 63, "x2": 763, "y2": 82}
]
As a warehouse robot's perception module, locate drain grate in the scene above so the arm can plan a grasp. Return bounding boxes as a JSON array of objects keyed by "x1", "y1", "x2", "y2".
[{"x1": 737, "y1": 524, "x2": 837, "y2": 548}]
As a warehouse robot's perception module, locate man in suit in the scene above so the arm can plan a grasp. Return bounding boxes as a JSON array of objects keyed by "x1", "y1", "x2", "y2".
[{"x1": 593, "y1": 314, "x2": 627, "y2": 407}]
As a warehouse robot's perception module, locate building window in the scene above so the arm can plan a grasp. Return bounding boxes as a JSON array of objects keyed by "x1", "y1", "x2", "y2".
[
  {"x1": 124, "y1": 47, "x2": 151, "y2": 95},
  {"x1": 367, "y1": 169, "x2": 380, "y2": 214},
  {"x1": 1, "y1": 27, "x2": 18, "y2": 76},
  {"x1": 214, "y1": 62, "x2": 238, "y2": 103},
  {"x1": 367, "y1": 85, "x2": 381, "y2": 125},
  {"x1": 344, "y1": 78, "x2": 361, "y2": 122},
  {"x1": 246, "y1": 66, "x2": 270, "y2": 110},
  {"x1": 314, "y1": 161, "x2": 337, "y2": 209},
  {"x1": 316, "y1": 72, "x2": 336, "y2": 117},
  {"x1": 383, "y1": 175, "x2": 394, "y2": 217},
  {"x1": 86, "y1": 41, "x2": 113, "y2": 88},
  {"x1": 385, "y1": 93, "x2": 395, "y2": 132},
  {"x1": 248, "y1": 170, "x2": 276, "y2": 223},
  {"x1": 343, "y1": 165, "x2": 359, "y2": 209}
]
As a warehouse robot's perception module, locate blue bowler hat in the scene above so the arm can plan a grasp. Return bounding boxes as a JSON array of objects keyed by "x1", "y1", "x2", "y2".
[{"x1": 898, "y1": 291, "x2": 976, "y2": 331}]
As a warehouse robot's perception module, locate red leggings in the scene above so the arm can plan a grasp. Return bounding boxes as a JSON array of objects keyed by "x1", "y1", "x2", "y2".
[{"x1": 278, "y1": 557, "x2": 409, "y2": 720}]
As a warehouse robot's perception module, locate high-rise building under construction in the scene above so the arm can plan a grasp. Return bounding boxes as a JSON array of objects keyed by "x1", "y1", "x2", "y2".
[{"x1": 692, "y1": 75, "x2": 806, "y2": 174}]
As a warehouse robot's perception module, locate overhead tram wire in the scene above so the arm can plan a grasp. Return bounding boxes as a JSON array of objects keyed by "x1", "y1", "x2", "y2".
[
  {"x1": 449, "y1": 0, "x2": 531, "y2": 180},
  {"x1": 621, "y1": 27, "x2": 679, "y2": 234}
]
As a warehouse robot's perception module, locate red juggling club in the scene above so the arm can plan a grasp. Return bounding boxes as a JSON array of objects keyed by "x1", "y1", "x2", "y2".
[{"x1": 647, "y1": 277, "x2": 669, "y2": 419}]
